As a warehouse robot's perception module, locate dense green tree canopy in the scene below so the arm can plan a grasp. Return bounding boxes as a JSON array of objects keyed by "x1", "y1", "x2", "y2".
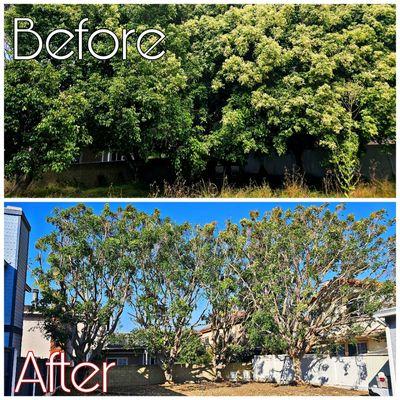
[{"x1": 5, "y1": 5, "x2": 395, "y2": 188}]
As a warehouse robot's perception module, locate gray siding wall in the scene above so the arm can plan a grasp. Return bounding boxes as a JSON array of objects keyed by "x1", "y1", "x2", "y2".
[
  {"x1": 14, "y1": 220, "x2": 30, "y2": 331},
  {"x1": 387, "y1": 316, "x2": 396, "y2": 376},
  {"x1": 4, "y1": 209, "x2": 31, "y2": 355}
]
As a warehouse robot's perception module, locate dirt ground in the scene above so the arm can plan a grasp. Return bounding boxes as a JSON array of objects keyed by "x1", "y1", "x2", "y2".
[{"x1": 108, "y1": 381, "x2": 369, "y2": 396}]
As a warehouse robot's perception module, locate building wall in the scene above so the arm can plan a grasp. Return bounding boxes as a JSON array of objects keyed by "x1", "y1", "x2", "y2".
[
  {"x1": 253, "y1": 354, "x2": 389, "y2": 390},
  {"x1": 4, "y1": 263, "x2": 17, "y2": 332},
  {"x1": 4, "y1": 207, "x2": 31, "y2": 396},
  {"x1": 386, "y1": 315, "x2": 396, "y2": 377},
  {"x1": 37, "y1": 162, "x2": 135, "y2": 188},
  {"x1": 21, "y1": 314, "x2": 52, "y2": 359},
  {"x1": 365, "y1": 337, "x2": 387, "y2": 355},
  {"x1": 4, "y1": 207, "x2": 30, "y2": 352},
  {"x1": 245, "y1": 143, "x2": 396, "y2": 179},
  {"x1": 28, "y1": 144, "x2": 396, "y2": 190},
  {"x1": 104, "y1": 352, "x2": 149, "y2": 366},
  {"x1": 79, "y1": 362, "x2": 252, "y2": 391}
]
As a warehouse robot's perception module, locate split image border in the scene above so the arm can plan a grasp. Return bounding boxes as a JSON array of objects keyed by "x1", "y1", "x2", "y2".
[{"x1": 1, "y1": 0, "x2": 399, "y2": 398}]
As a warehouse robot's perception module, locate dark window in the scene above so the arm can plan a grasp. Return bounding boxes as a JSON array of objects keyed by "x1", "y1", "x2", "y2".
[
  {"x1": 348, "y1": 343, "x2": 357, "y2": 356},
  {"x1": 107, "y1": 357, "x2": 128, "y2": 366},
  {"x1": 149, "y1": 356, "x2": 157, "y2": 365},
  {"x1": 336, "y1": 345, "x2": 345, "y2": 357},
  {"x1": 357, "y1": 342, "x2": 368, "y2": 354}
]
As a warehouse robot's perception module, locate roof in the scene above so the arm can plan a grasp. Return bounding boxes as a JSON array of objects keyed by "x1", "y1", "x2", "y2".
[
  {"x1": 4, "y1": 206, "x2": 31, "y2": 231},
  {"x1": 197, "y1": 310, "x2": 246, "y2": 335},
  {"x1": 103, "y1": 343, "x2": 147, "y2": 351},
  {"x1": 374, "y1": 307, "x2": 396, "y2": 319},
  {"x1": 198, "y1": 325, "x2": 212, "y2": 334},
  {"x1": 102, "y1": 347, "x2": 147, "y2": 355}
]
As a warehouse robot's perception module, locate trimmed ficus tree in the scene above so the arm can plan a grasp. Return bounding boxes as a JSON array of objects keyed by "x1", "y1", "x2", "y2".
[
  {"x1": 129, "y1": 214, "x2": 212, "y2": 383},
  {"x1": 219, "y1": 204, "x2": 395, "y2": 383},
  {"x1": 33, "y1": 204, "x2": 147, "y2": 365},
  {"x1": 201, "y1": 225, "x2": 249, "y2": 381},
  {"x1": 32, "y1": 203, "x2": 395, "y2": 384}
]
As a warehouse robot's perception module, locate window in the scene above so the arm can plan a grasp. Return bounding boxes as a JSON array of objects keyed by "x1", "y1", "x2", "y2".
[
  {"x1": 149, "y1": 356, "x2": 157, "y2": 365},
  {"x1": 347, "y1": 342, "x2": 368, "y2": 356},
  {"x1": 347, "y1": 343, "x2": 357, "y2": 356},
  {"x1": 357, "y1": 342, "x2": 368, "y2": 355},
  {"x1": 107, "y1": 357, "x2": 128, "y2": 366},
  {"x1": 335, "y1": 345, "x2": 345, "y2": 357}
]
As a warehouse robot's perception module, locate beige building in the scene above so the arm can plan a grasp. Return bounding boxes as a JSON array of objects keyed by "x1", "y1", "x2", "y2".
[
  {"x1": 197, "y1": 317, "x2": 387, "y2": 357},
  {"x1": 21, "y1": 305, "x2": 52, "y2": 359},
  {"x1": 333, "y1": 320, "x2": 387, "y2": 356}
]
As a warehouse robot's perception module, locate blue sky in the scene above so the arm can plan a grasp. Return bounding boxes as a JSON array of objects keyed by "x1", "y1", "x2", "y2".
[{"x1": 6, "y1": 201, "x2": 395, "y2": 331}]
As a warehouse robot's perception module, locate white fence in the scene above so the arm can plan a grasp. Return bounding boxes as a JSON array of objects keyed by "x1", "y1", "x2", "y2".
[{"x1": 253, "y1": 354, "x2": 389, "y2": 390}]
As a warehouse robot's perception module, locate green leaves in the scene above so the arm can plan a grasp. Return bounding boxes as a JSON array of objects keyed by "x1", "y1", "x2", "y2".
[
  {"x1": 33, "y1": 204, "x2": 147, "y2": 362},
  {"x1": 4, "y1": 5, "x2": 395, "y2": 186}
]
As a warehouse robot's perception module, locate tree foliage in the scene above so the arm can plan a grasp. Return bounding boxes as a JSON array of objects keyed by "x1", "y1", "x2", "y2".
[
  {"x1": 219, "y1": 204, "x2": 395, "y2": 382},
  {"x1": 108, "y1": 329, "x2": 211, "y2": 365},
  {"x1": 128, "y1": 216, "x2": 212, "y2": 382},
  {"x1": 33, "y1": 203, "x2": 395, "y2": 383},
  {"x1": 5, "y1": 5, "x2": 395, "y2": 191},
  {"x1": 33, "y1": 204, "x2": 147, "y2": 364}
]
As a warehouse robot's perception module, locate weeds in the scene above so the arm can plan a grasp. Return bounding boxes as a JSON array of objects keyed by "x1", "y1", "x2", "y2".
[{"x1": 5, "y1": 171, "x2": 395, "y2": 198}]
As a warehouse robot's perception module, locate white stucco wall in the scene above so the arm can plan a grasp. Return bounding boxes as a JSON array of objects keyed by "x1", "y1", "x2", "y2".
[
  {"x1": 21, "y1": 315, "x2": 51, "y2": 359},
  {"x1": 253, "y1": 354, "x2": 389, "y2": 390}
]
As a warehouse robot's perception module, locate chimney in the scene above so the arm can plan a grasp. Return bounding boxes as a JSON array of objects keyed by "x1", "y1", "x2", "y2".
[{"x1": 32, "y1": 289, "x2": 39, "y2": 308}]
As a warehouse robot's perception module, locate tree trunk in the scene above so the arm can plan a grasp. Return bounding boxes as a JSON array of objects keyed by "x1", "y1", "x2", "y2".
[
  {"x1": 8, "y1": 173, "x2": 33, "y2": 196},
  {"x1": 163, "y1": 363, "x2": 174, "y2": 385},
  {"x1": 215, "y1": 366, "x2": 224, "y2": 382},
  {"x1": 213, "y1": 354, "x2": 226, "y2": 382},
  {"x1": 291, "y1": 355, "x2": 303, "y2": 385}
]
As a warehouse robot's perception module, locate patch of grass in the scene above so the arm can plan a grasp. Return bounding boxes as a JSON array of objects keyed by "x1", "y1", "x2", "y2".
[
  {"x1": 5, "y1": 178, "x2": 395, "y2": 198},
  {"x1": 151, "y1": 175, "x2": 395, "y2": 198},
  {"x1": 351, "y1": 178, "x2": 396, "y2": 198},
  {"x1": 7, "y1": 182, "x2": 150, "y2": 198}
]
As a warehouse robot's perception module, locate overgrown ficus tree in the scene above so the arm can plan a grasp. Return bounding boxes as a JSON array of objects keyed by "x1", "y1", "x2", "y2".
[
  {"x1": 5, "y1": 5, "x2": 395, "y2": 194},
  {"x1": 198, "y1": 5, "x2": 395, "y2": 193},
  {"x1": 219, "y1": 204, "x2": 395, "y2": 383},
  {"x1": 33, "y1": 204, "x2": 147, "y2": 365},
  {"x1": 129, "y1": 215, "x2": 212, "y2": 383}
]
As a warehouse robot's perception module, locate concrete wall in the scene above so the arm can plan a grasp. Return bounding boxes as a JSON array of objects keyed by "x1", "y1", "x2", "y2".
[
  {"x1": 244, "y1": 144, "x2": 395, "y2": 179},
  {"x1": 253, "y1": 354, "x2": 389, "y2": 390},
  {"x1": 39, "y1": 162, "x2": 134, "y2": 188},
  {"x1": 86, "y1": 362, "x2": 252, "y2": 391}
]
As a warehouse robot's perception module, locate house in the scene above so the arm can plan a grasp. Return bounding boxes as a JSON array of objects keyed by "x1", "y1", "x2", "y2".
[
  {"x1": 374, "y1": 307, "x2": 396, "y2": 383},
  {"x1": 102, "y1": 344, "x2": 158, "y2": 367},
  {"x1": 198, "y1": 311, "x2": 246, "y2": 345},
  {"x1": 21, "y1": 292, "x2": 53, "y2": 359},
  {"x1": 198, "y1": 312, "x2": 388, "y2": 358},
  {"x1": 369, "y1": 307, "x2": 396, "y2": 396},
  {"x1": 324, "y1": 319, "x2": 387, "y2": 357},
  {"x1": 4, "y1": 206, "x2": 31, "y2": 396}
]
